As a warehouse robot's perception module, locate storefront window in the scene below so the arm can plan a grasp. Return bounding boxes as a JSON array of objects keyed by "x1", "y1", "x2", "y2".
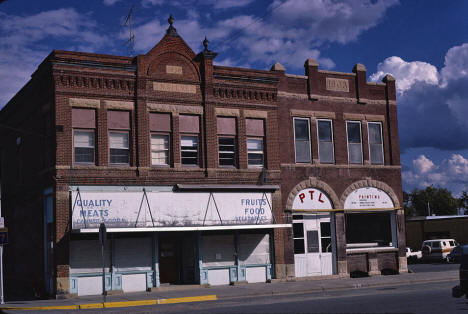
[{"x1": 345, "y1": 213, "x2": 393, "y2": 247}]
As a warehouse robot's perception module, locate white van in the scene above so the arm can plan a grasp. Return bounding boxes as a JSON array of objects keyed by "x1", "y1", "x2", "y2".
[{"x1": 421, "y1": 239, "x2": 458, "y2": 261}]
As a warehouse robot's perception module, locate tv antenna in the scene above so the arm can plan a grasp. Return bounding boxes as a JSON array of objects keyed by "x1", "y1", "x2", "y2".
[{"x1": 124, "y1": 5, "x2": 135, "y2": 57}]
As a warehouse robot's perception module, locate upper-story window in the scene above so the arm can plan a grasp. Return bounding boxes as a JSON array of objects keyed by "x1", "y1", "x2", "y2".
[
  {"x1": 108, "y1": 111, "x2": 130, "y2": 165},
  {"x1": 217, "y1": 117, "x2": 237, "y2": 167},
  {"x1": 246, "y1": 118, "x2": 265, "y2": 168},
  {"x1": 179, "y1": 115, "x2": 200, "y2": 166},
  {"x1": 293, "y1": 117, "x2": 311, "y2": 163},
  {"x1": 149, "y1": 113, "x2": 171, "y2": 166},
  {"x1": 317, "y1": 119, "x2": 334, "y2": 164},
  {"x1": 346, "y1": 121, "x2": 363, "y2": 164},
  {"x1": 368, "y1": 122, "x2": 384, "y2": 165},
  {"x1": 72, "y1": 108, "x2": 96, "y2": 164}
]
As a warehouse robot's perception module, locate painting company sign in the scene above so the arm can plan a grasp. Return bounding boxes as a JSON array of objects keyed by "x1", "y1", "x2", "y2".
[
  {"x1": 344, "y1": 187, "x2": 394, "y2": 210},
  {"x1": 71, "y1": 190, "x2": 272, "y2": 229}
]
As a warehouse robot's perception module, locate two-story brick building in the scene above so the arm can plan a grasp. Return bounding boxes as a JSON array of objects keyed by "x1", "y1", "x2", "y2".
[{"x1": 0, "y1": 17, "x2": 406, "y2": 298}]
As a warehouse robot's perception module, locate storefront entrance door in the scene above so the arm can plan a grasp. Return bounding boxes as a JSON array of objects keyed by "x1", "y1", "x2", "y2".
[
  {"x1": 159, "y1": 237, "x2": 179, "y2": 284},
  {"x1": 159, "y1": 233, "x2": 197, "y2": 284},
  {"x1": 293, "y1": 214, "x2": 334, "y2": 277}
]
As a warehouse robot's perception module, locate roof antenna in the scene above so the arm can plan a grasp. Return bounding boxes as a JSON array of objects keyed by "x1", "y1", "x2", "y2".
[{"x1": 124, "y1": 5, "x2": 135, "y2": 57}]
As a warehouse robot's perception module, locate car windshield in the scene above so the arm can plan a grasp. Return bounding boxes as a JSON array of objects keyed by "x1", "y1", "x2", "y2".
[{"x1": 432, "y1": 242, "x2": 440, "y2": 248}]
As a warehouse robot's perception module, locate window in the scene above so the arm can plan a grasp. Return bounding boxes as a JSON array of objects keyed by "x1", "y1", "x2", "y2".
[
  {"x1": 317, "y1": 119, "x2": 334, "y2": 163},
  {"x1": 293, "y1": 222, "x2": 305, "y2": 254},
  {"x1": 345, "y1": 213, "x2": 393, "y2": 247},
  {"x1": 72, "y1": 108, "x2": 96, "y2": 164},
  {"x1": 368, "y1": 122, "x2": 384, "y2": 165},
  {"x1": 74, "y1": 130, "x2": 95, "y2": 163},
  {"x1": 246, "y1": 118, "x2": 265, "y2": 167},
  {"x1": 109, "y1": 132, "x2": 129, "y2": 164},
  {"x1": 108, "y1": 111, "x2": 130, "y2": 165},
  {"x1": 217, "y1": 117, "x2": 237, "y2": 167},
  {"x1": 320, "y1": 222, "x2": 331, "y2": 253},
  {"x1": 247, "y1": 139, "x2": 264, "y2": 167},
  {"x1": 294, "y1": 118, "x2": 311, "y2": 163},
  {"x1": 346, "y1": 121, "x2": 362, "y2": 164},
  {"x1": 218, "y1": 137, "x2": 236, "y2": 166},
  {"x1": 180, "y1": 115, "x2": 200, "y2": 166},
  {"x1": 151, "y1": 135, "x2": 169, "y2": 166},
  {"x1": 149, "y1": 113, "x2": 171, "y2": 166},
  {"x1": 181, "y1": 136, "x2": 199, "y2": 165},
  {"x1": 307, "y1": 230, "x2": 319, "y2": 253}
]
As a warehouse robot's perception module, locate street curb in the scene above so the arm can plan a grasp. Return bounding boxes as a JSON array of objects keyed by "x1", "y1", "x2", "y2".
[{"x1": 0, "y1": 294, "x2": 217, "y2": 311}]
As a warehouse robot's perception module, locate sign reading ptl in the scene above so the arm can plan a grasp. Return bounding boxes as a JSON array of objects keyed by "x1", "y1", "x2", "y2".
[{"x1": 298, "y1": 190, "x2": 326, "y2": 203}]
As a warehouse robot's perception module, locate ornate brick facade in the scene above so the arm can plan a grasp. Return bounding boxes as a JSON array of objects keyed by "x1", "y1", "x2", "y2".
[{"x1": 0, "y1": 17, "x2": 405, "y2": 298}]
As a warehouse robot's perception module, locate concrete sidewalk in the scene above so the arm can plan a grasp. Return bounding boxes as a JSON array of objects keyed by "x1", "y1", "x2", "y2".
[{"x1": 0, "y1": 270, "x2": 459, "y2": 311}]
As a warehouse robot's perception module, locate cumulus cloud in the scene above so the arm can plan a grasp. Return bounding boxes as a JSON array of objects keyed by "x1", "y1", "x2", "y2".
[
  {"x1": 370, "y1": 56, "x2": 439, "y2": 94},
  {"x1": 0, "y1": 9, "x2": 110, "y2": 107},
  {"x1": 370, "y1": 43, "x2": 468, "y2": 152},
  {"x1": 403, "y1": 154, "x2": 468, "y2": 195}
]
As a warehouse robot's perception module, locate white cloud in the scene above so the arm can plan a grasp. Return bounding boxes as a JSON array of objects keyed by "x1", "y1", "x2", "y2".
[
  {"x1": 270, "y1": 0, "x2": 399, "y2": 44},
  {"x1": 141, "y1": 0, "x2": 164, "y2": 7},
  {"x1": 204, "y1": 0, "x2": 255, "y2": 9},
  {"x1": 215, "y1": 0, "x2": 398, "y2": 70},
  {"x1": 370, "y1": 56, "x2": 439, "y2": 94},
  {"x1": 413, "y1": 155, "x2": 435, "y2": 174},
  {"x1": 441, "y1": 43, "x2": 468, "y2": 86},
  {"x1": 403, "y1": 154, "x2": 468, "y2": 194},
  {"x1": 120, "y1": 0, "x2": 396, "y2": 71},
  {"x1": 103, "y1": 0, "x2": 121, "y2": 5},
  {"x1": 369, "y1": 43, "x2": 468, "y2": 153},
  {"x1": 0, "y1": 9, "x2": 110, "y2": 107}
]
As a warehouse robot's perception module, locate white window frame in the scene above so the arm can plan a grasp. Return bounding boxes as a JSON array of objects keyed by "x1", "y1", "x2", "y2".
[
  {"x1": 73, "y1": 129, "x2": 95, "y2": 164},
  {"x1": 293, "y1": 117, "x2": 312, "y2": 163},
  {"x1": 151, "y1": 133, "x2": 170, "y2": 166},
  {"x1": 346, "y1": 120, "x2": 363, "y2": 164},
  {"x1": 316, "y1": 119, "x2": 335, "y2": 164},
  {"x1": 247, "y1": 137, "x2": 264, "y2": 168},
  {"x1": 367, "y1": 122, "x2": 384, "y2": 165},
  {"x1": 109, "y1": 131, "x2": 130, "y2": 165}
]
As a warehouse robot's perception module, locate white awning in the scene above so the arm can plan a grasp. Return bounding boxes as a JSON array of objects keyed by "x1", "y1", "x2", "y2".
[{"x1": 75, "y1": 224, "x2": 292, "y2": 233}]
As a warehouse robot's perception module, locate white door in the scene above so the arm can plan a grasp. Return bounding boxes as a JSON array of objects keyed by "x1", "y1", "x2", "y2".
[{"x1": 293, "y1": 214, "x2": 334, "y2": 277}]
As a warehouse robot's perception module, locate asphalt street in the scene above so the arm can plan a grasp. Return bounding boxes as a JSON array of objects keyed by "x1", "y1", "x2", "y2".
[
  {"x1": 408, "y1": 261, "x2": 460, "y2": 273},
  {"x1": 104, "y1": 280, "x2": 464, "y2": 314},
  {"x1": 2, "y1": 279, "x2": 463, "y2": 314}
]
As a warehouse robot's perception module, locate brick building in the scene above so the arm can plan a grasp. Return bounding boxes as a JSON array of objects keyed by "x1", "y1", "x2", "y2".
[{"x1": 0, "y1": 17, "x2": 406, "y2": 298}]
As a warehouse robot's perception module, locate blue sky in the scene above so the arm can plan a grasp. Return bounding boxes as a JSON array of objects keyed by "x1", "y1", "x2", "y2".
[{"x1": 1, "y1": 0, "x2": 467, "y2": 195}]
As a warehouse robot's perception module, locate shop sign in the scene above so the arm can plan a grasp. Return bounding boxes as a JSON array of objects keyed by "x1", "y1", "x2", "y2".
[
  {"x1": 292, "y1": 188, "x2": 332, "y2": 210},
  {"x1": 71, "y1": 191, "x2": 272, "y2": 229},
  {"x1": 344, "y1": 187, "x2": 394, "y2": 209}
]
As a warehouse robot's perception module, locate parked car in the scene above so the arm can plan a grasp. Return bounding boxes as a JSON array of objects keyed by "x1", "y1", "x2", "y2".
[
  {"x1": 421, "y1": 239, "x2": 458, "y2": 262},
  {"x1": 448, "y1": 246, "x2": 463, "y2": 263},
  {"x1": 406, "y1": 247, "x2": 422, "y2": 261}
]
